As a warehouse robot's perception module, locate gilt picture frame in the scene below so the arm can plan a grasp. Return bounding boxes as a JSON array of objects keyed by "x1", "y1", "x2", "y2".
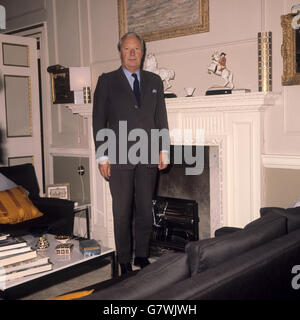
[
  {"x1": 46, "y1": 183, "x2": 70, "y2": 200},
  {"x1": 118, "y1": 0, "x2": 209, "y2": 42},
  {"x1": 281, "y1": 13, "x2": 300, "y2": 85}
]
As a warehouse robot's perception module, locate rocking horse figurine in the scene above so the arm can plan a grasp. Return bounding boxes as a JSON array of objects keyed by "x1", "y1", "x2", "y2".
[
  {"x1": 144, "y1": 53, "x2": 175, "y2": 92},
  {"x1": 207, "y1": 51, "x2": 234, "y2": 89}
]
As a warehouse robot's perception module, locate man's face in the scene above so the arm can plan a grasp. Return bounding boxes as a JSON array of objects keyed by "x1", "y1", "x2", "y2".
[{"x1": 120, "y1": 35, "x2": 143, "y2": 73}]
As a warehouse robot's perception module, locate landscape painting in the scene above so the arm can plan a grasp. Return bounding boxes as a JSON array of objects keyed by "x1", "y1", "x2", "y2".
[{"x1": 118, "y1": 0, "x2": 209, "y2": 42}]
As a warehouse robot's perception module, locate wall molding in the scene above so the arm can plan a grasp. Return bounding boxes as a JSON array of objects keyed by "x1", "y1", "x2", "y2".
[
  {"x1": 92, "y1": 37, "x2": 257, "y2": 66},
  {"x1": 5, "y1": 0, "x2": 46, "y2": 22},
  {"x1": 52, "y1": 0, "x2": 59, "y2": 64},
  {"x1": 262, "y1": 154, "x2": 300, "y2": 169},
  {"x1": 152, "y1": 37, "x2": 258, "y2": 58},
  {"x1": 77, "y1": 0, "x2": 84, "y2": 67},
  {"x1": 50, "y1": 147, "x2": 90, "y2": 157},
  {"x1": 283, "y1": 89, "x2": 300, "y2": 136}
]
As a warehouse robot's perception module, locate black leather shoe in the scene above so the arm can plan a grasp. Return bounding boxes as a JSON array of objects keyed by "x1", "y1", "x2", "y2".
[
  {"x1": 134, "y1": 257, "x2": 150, "y2": 269},
  {"x1": 120, "y1": 262, "x2": 132, "y2": 275}
]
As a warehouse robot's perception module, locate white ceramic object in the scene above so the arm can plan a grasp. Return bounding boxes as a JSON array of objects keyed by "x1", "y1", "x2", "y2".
[{"x1": 184, "y1": 87, "x2": 195, "y2": 96}]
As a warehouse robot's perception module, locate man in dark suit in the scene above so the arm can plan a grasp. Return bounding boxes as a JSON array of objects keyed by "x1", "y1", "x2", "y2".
[{"x1": 92, "y1": 32, "x2": 169, "y2": 275}]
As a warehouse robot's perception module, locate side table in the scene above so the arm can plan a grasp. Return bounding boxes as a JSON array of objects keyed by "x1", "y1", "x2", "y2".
[
  {"x1": 0, "y1": 234, "x2": 117, "y2": 299},
  {"x1": 73, "y1": 203, "x2": 90, "y2": 239}
]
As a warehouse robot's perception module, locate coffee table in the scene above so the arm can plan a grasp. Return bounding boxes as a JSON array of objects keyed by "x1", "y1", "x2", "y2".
[{"x1": 0, "y1": 234, "x2": 117, "y2": 299}]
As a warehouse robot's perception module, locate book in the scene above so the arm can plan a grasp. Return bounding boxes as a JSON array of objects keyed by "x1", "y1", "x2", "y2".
[
  {"x1": 0, "y1": 237, "x2": 27, "y2": 251},
  {"x1": 232, "y1": 88, "x2": 251, "y2": 94},
  {"x1": 0, "y1": 245, "x2": 31, "y2": 258},
  {"x1": 0, "y1": 254, "x2": 49, "y2": 275},
  {"x1": 205, "y1": 88, "x2": 232, "y2": 95},
  {"x1": 79, "y1": 239, "x2": 101, "y2": 257},
  {"x1": 0, "y1": 262, "x2": 52, "y2": 282},
  {"x1": 0, "y1": 233, "x2": 9, "y2": 241},
  {"x1": 0, "y1": 250, "x2": 37, "y2": 267}
]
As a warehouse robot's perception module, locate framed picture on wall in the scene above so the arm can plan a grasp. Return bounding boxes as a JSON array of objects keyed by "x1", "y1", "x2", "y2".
[
  {"x1": 46, "y1": 183, "x2": 71, "y2": 200},
  {"x1": 281, "y1": 13, "x2": 300, "y2": 85},
  {"x1": 118, "y1": 0, "x2": 209, "y2": 42}
]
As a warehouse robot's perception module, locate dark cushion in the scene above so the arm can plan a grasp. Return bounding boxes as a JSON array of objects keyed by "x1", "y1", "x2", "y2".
[
  {"x1": 214, "y1": 226, "x2": 242, "y2": 237},
  {"x1": 31, "y1": 197, "x2": 75, "y2": 235},
  {"x1": 0, "y1": 164, "x2": 40, "y2": 197},
  {"x1": 149, "y1": 229, "x2": 300, "y2": 300},
  {"x1": 80, "y1": 252, "x2": 189, "y2": 300},
  {"x1": 260, "y1": 206, "x2": 300, "y2": 233},
  {"x1": 0, "y1": 215, "x2": 49, "y2": 236},
  {"x1": 186, "y1": 212, "x2": 287, "y2": 276}
]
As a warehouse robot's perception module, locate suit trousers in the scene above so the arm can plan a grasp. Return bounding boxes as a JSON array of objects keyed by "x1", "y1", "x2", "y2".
[{"x1": 109, "y1": 165, "x2": 157, "y2": 264}]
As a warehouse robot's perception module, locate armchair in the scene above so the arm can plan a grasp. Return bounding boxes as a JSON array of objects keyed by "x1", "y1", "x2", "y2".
[{"x1": 0, "y1": 163, "x2": 75, "y2": 236}]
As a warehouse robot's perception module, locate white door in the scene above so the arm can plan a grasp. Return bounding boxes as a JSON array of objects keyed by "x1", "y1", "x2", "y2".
[{"x1": 0, "y1": 33, "x2": 43, "y2": 194}]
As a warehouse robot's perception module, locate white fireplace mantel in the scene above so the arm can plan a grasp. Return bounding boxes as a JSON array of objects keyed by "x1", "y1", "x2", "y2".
[
  {"x1": 67, "y1": 92, "x2": 278, "y2": 117},
  {"x1": 166, "y1": 92, "x2": 278, "y2": 110},
  {"x1": 67, "y1": 92, "x2": 280, "y2": 246},
  {"x1": 165, "y1": 92, "x2": 280, "y2": 236}
]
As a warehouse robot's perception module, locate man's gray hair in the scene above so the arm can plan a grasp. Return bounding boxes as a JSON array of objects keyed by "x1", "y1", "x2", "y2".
[{"x1": 117, "y1": 32, "x2": 145, "y2": 52}]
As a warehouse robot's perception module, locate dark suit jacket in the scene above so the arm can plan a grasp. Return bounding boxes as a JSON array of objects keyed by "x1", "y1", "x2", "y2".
[{"x1": 92, "y1": 67, "x2": 169, "y2": 169}]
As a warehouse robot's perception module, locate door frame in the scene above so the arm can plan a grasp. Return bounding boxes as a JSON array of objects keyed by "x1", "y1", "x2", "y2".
[{"x1": 6, "y1": 23, "x2": 52, "y2": 195}]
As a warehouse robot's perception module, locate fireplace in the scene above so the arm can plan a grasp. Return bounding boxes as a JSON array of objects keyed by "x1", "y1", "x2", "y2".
[
  {"x1": 148, "y1": 145, "x2": 208, "y2": 251},
  {"x1": 150, "y1": 145, "x2": 223, "y2": 251},
  {"x1": 68, "y1": 92, "x2": 279, "y2": 249},
  {"x1": 151, "y1": 195, "x2": 199, "y2": 251}
]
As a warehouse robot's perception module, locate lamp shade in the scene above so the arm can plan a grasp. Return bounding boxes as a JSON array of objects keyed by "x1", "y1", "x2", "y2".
[{"x1": 69, "y1": 67, "x2": 91, "y2": 91}]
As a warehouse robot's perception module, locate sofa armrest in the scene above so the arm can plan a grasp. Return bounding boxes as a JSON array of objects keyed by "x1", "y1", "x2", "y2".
[
  {"x1": 260, "y1": 207, "x2": 287, "y2": 217},
  {"x1": 31, "y1": 197, "x2": 74, "y2": 215},
  {"x1": 214, "y1": 226, "x2": 243, "y2": 237},
  {"x1": 31, "y1": 197, "x2": 75, "y2": 235},
  {"x1": 79, "y1": 252, "x2": 190, "y2": 300}
]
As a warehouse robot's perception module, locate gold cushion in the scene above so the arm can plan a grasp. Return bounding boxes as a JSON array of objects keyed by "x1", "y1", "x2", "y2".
[{"x1": 0, "y1": 186, "x2": 43, "y2": 224}]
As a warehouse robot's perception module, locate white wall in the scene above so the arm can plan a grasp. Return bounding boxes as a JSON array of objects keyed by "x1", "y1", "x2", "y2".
[
  {"x1": 1, "y1": 0, "x2": 300, "y2": 207},
  {"x1": 264, "y1": 0, "x2": 300, "y2": 156},
  {"x1": 2, "y1": 0, "x2": 300, "y2": 153},
  {"x1": 1, "y1": 0, "x2": 91, "y2": 149},
  {"x1": 92, "y1": 0, "x2": 262, "y2": 94},
  {"x1": 90, "y1": 0, "x2": 300, "y2": 158}
]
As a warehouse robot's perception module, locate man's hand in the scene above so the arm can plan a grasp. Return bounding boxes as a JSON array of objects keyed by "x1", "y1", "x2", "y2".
[
  {"x1": 158, "y1": 152, "x2": 169, "y2": 171},
  {"x1": 98, "y1": 160, "x2": 111, "y2": 180}
]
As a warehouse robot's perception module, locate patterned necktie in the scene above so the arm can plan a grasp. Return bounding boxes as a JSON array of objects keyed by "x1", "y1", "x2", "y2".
[{"x1": 131, "y1": 73, "x2": 141, "y2": 106}]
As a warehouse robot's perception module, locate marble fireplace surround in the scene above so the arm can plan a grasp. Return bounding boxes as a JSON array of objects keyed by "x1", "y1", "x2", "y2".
[{"x1": 68, "y1": 92, "x2": 279, "y2": 248}]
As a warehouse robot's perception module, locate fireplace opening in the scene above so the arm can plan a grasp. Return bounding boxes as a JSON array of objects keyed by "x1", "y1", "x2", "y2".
[{"x1": 151, "y1": 145, "x2": 210, "y2": 252}]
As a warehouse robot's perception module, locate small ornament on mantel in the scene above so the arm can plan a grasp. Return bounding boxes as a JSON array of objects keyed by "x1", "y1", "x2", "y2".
[
  {"x1": 206, "y1": 51, "x2": 235, "y2": 95},
  {"x1": 184, "y1": 87, "x2": 196, "y2": 97},
  {"x1": 206, "y1": 51, "x2": 250, "y2": 95},
  {"x1": 144, "y1": 53, "x2": 177, "y2": 98}
]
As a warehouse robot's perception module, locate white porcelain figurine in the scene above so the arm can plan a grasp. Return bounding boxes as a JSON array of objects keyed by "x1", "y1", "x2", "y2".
[
  {"x1": 144, "y1": 53, "x2": 175, "y2": 92},
  {"x1": 207, "y1": 51, "x2": 234, "y2": 89}
]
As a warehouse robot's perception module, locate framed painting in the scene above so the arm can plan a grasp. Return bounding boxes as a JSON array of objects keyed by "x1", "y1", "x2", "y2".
[
  {"x1": 281, "y1": 13, "x2": 300, "y2": 85},
  {"x1": 47, "y1": 65, "x2": 74, "y2": 104},
  {"x1": 118, "y1": 0, "x2": 209, "y2": 42},
  {"x1": 46, "y1": 183, "x2": 71, "y2": 200}
]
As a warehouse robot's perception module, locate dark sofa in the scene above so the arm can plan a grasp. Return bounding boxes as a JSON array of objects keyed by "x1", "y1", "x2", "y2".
[
  {"x1": 0, "y1": 163, "x2": 75, "y2": 236},
  {"x1": 77, "y1": 206, "x2": 300, "y2": 300}
]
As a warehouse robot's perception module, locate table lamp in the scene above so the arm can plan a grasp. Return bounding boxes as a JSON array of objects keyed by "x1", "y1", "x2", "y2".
[{"x1": 69, "y1": 67, "x2": 91, "y2": 104}]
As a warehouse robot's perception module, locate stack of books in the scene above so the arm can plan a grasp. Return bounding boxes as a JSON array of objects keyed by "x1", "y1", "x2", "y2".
[{"x1": 0, "y1": 236, "x2": 52, "y2": 283}]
